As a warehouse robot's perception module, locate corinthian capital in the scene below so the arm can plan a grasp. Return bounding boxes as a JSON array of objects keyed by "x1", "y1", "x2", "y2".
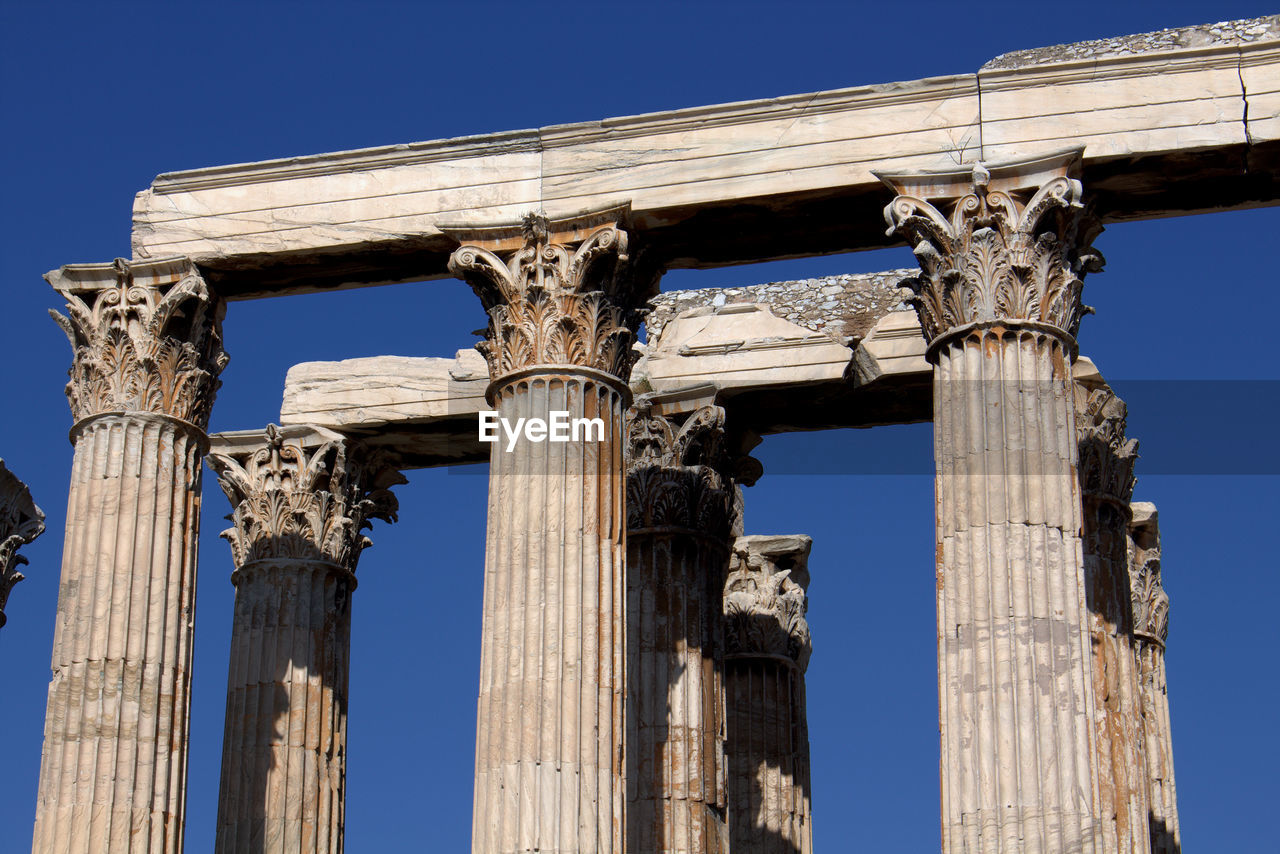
[
  {"x1": 877, "y1": 149, "x2": 1102, "y2": 348},
  {"x1": 1129, "y1": 502, "x2": 1169, "y2": 646},
  {"x1": 724, "y1": 534, "x2": 812, "y2": 669},
  {"x1": 208, "y1": 425, "x2": 405, "y2": 573},
  {"x1": 47, "y1": 257, "x2": 229, "y2": 428},
  {"x1": 626, "y1": 401, "x2": 762, "y2": 534},
  {"x1": 1075, "y1": 358, "x2": 1138, "y2": 507},
  {"x1": 447, "y1": 209, "x2": 655, "y2": 384},
  {"x1": 0, "y1": 459, "x2": 45, "y2": 628}
]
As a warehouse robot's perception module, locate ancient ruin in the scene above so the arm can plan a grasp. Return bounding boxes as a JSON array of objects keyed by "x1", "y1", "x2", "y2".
[
  {"x1": 18, "y1": 14, "x2": 1279, "y2": 854},
  {"x1": 0, "y1": 459, "x2": 45, "y2": 630}
]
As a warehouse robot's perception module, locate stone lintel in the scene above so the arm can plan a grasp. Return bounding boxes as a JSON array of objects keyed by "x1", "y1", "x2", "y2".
[
  {"x1": 275, "y1": 272, "x2": 934, "y2": 467},
  {"x1": 128, "y1": 19, "x2": 1280, "y2": 297}
]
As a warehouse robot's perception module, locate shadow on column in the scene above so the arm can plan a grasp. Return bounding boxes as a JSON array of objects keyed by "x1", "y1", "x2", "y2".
[
  {"x1": 1150, "y1": 816, "x2": 1180, "y2": 854},
  {"x1": 216, "y1": 535, "x2": 354, "y2": 854},
  {"x1": 625, "y1": 540, "x2": 729, "y2": 854},
  {"x1": 724, "y1": 611, "x2": 810, "y2": 854}
]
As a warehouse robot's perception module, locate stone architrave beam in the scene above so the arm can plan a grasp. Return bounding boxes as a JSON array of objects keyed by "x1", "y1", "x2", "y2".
[
  {"x1": 275, "y1": 270, "x2": 934, "y2": 469},
  {"x1": 0, "y1": 458, "x2": 46, "y2": 629},
  {"x1": 127, "y1": 18, "x2": 1279, "y2": 297}
]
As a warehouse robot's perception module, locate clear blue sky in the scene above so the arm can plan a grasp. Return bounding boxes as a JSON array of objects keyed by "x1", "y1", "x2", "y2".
[{"x1": 1, "y1": 2, "x2": 1277, "y2": 851}]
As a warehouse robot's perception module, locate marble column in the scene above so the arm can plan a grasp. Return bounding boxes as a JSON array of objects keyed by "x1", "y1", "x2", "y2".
[
  {"x1": 723, "y1": 534, "x2": 813, "y2": 854},
  {"x1": 1075, "y1": 361, "x2": 1150, "y2": 853},
  {"x1": 1128, "y1": 503, "x2": 1180, "y2": 854},
  {"x1": 35, "y1": 257, "x2": 227, "y2": 853},
  {"x1": 0, "y1": 457, "x2": 46, "y2": 629},
  {"x1": 448, "y1": 211, "x2": 654, "y2": 854},
  {"x1": 880, "y1": 150, "x2": 1104, "y2": 853},
  {"x1": 625, "y1": 402, "x2": 750, "y2": 854},
  {"x1": 207, "y1": 424, "x2": 403, "y2": 854}
]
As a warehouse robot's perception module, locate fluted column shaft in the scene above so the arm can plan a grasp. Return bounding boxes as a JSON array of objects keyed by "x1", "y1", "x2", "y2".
[
  {"x1": 932, "y1": 326, "x2": 1097, "y2": 852},
  {"x1": 881, "y1": 151, "x2": 1104, "y2": 854},
  {"x1": 37, "y1": 416, "x2": 204, "y2": 851},
  {"x1": 723, "y1": 535, "x2": 813, "y2": 854},
  {"x1": 35, "y1": 258, "x2": 226, "y2": 854},
  {"x1": 625, "y1": 404, "x2": 738, "y2": 854},
  {"x1": 1076, "y1": 375, "x2": 1149, "y2": 853},
  {"x1": 208, "y1": 425, "x2": 401, "y2": 854},
  {"x1": 1128, "y1": 504, "x2": 1178, "y2": 853},
  {"x1": 474, "y1": 372, "x2": 627, "y2": 853},
  {"x1": 451, "y1": 212, "x2": 650, "y2": 854},
  {"x1": 215, "y1": 558, "x2": 352, "y2": 852}
]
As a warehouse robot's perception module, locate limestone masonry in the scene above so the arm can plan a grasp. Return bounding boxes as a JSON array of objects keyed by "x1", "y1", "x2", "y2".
[{"x1": 19, "y1": 14, "x2": 1280, "y2": 854}]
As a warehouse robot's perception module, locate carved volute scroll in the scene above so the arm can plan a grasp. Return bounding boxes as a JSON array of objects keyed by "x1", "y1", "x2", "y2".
[
  {"x1": 1129, "y1": 504, "x2": 1170, "y2": 648},
  {"x1": 207, "y1": 424, "x2": 405, "y2": 574},
  {"x1": 625, "y1": 401, "x2": 760, "y2": 535},
  {"x1": 47, "y1": 256, "x2": 229, "y2": 429},
  {"x1": 0, "y1": 458, "x2": 46, "y2": 628},
  {"x1": 447, "y1": 211, "x2": 655, "y2": 385},
  {"x1": 877, "y1": 150, "x2": 1103, "y2": 351},
  {"x1": 724, "y1": 535, "x2": 812, "y2": 670}
]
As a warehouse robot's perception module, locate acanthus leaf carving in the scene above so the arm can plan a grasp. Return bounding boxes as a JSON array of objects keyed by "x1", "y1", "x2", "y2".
[
  {"x1": 625, "y1": 401, "x2": 756, "y2": 535},
  {"x1": 49, "y1": 258, "x2": 229, "y2": 428},
  {"x1": 208, "y1": 425, "x2": 405, "y2": 572},
  {"x1": 723, "y1": 535, "x2": 812, "y2": 669},
  {"x1": 1075, "y1": 381, "x2": 1139, "y2": 508},
  {"x1": 0, "y1": 458, "x2": 46, "y2": 627},
  {"x1": 449, "y1": 213, "x2": 649, "y2": 383},
  {"x1": 882, "y1": 161, "x2": 1102, "y2": 346},
  {"x1": 1128, "y1": 507, "x2": 1170, "y2": 647}
]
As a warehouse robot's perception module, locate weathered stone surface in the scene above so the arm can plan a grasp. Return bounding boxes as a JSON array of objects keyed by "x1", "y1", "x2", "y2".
[
  {"x1": 130, "y1": 19, "x2": 1279, "y2": 296},
  {"x1": 452, "y1": 213, "x2": 649, "y2": 854},
  {"x1": 47, "y1": 257, "x2": 228, "y2": 428},
  {"x1": 644, "y1": 271, "x2": 916, "y2": 345},
  {"x1": 1074, "y1": 358, "x2": 1149, "y2": 854},
  {"x1": 636, "y1": 304, "x2": 854, "y2": 396},
  {"x1": 275, "y1": 274, "x2": 935, "y2": 468},
  {"x1": 983, "y1": 15, "x2": 1279, "y2": 69},
  {"x1": 0, "y1": 458, "x2": 45, "y2": 629},
  {"x1": 625, "y1": 404, "x2": 738, "y2": 854},
  {"x1": 207, "y1": 424, "x2": 402, "y2": 854},
  {"x1": 34, "y1": 257, "x2": 227, "y2": 854},
  {"x1": 723, "y1": 535, "x2": 813, "y2": 854},
  {"x1": 1128, "y1": 503, "x2": 1180, "y2": 853},
  {"x1": 886, "y1": 154, "x2": 1102, "y2": 853}
]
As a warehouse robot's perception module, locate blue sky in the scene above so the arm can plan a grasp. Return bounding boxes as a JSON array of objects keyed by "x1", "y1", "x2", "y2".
[{"x1": 1, "y1": 1, "x2": 1277, "y2": 851}]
